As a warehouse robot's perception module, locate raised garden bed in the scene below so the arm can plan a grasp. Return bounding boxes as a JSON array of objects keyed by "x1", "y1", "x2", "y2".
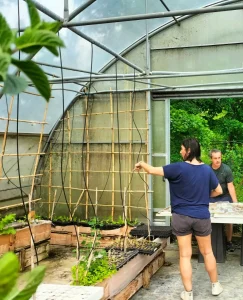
[
  {"x1": 96, "y1": 240, "x2": 167, "y2": 299},
  {"x1": 50, "y1": 225, "x2": 135, "y2": 248},
  {"x1": 0, "y1": 220, "x2": 51, "y2": 270},
  {"x1": 107, "y1": 237, "x2": 162, "y2": 255},
  {"x1": 107, "y1": 249, "x2": 139, "y2": 269}
]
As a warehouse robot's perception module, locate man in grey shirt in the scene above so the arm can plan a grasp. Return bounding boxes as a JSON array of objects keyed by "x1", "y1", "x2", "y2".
[{"x1": 209, "y1": 149, "x2": 238, "y2": 251}]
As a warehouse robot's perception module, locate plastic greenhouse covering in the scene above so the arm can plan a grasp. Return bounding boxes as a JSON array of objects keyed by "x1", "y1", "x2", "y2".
[{"x1": 0, "y1": 0, "x2": 220, "y2": 133}]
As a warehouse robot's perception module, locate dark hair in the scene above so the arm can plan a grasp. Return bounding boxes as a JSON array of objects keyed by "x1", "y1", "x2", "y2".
[
  {"x1": 182, "y1": 138, "x2": 201, "y2": 162},
  {"x1": 209, "y1": 149, "x2": 221, "y2": 158}
]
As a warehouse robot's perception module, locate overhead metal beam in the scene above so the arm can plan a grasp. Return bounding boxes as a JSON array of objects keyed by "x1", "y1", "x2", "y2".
[
  {"x1": 63, "y1": 3, "x2": 243, "y2": 27},
  {"x1": 64, "y1": 0, "x2": 69, "y2": 22},
  {"x1": 159, "y1": 0, "x2": 180, "y2": 26},
  {"x1": 23, "y1": 0, "x2": 63, "y2": 21},
  {"x1": 68, "y1": 0, "x2": 96, "y2": 21},
  {"x1": 35, "y1": 61, "x2": 101, "y2": 75},
  {"x1": 31, "y1": 67, "x2": 243, "y2": 84},
  {"x1": 69, "y1": 28, "x2": 145, "y2": 73},
  {"x1": 25, "y1": 0, "x2": 145, "y2": 74}
]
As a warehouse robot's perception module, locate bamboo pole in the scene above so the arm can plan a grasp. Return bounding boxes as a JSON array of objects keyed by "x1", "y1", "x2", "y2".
[
  {"x1": 123, "y1": 187, "x2": 127, "y2": 253},
  {"x1": 48, "y1": 142, "x2": 52, "y2": 218},
  {"x1": 49, "y1": 151, "x2": 149, "y2": 155},
  {"x1": 145, "y1": 94, "x2": 151, "y2": 237},
  {"x1": 85, "y1": 96, "x2": 90, "y2": 219},
  {"x1": 95, "y1": 187, "x2": 98, "y2": 215},
  {"x1": 50, "y1": 189, "x2": 57, "y2": 220},
  {"x1": 0, "y1": 117, "x2": 47, "y2": 124},
  {"x1": 0, "y1": 174, "x2": 43, "y2": 180},
  {"x1": 143, "y1": 170, "x2": 150, "y2": 237},
  {"x1": 28, "y1": 195, "x2": 35, "y2": 271},
  {"x1": 54, "y1": 127, "x2": 148, "y2": 132},
  {"x1": 45, "y1": 169, "x2": 147, "y2": 174},
  {"x1": 28, "y1": 194, "x2": 36, "y2": 300},
  {"x1": 76, "y1": 226, "x2": 80, "y2": 260},
  {"x1": 0, "y1": 152, "x2": 45, "y2": 157},
  {"x1": 72, "y1": 190, "x2": 85, "y2": 218},
  {"x1": 67, "y1": 111, "x2": 72, "y2": 219},
  {"x1": 85, "y1": 230, "x2": 97, "y2": 276},
  {"x1": 40, "y1": 185, "x2": 152, "y2": 193},
  {"x1": 128, "y1": 92, "x2": 132, "y2": 220},
  {"x1": 0, "y1": 84, "x2": 54, "y2": 97},
  {"x1": 0, "y1": 198, "x2": 41, "y2": 210},
  {"x1": 60, "y1": 108, "x2": 148, "y2": 120},
  {"x1": 0, "y1": 96, "x2": 14, "y2": 180},
  {"x1": 29, "y1": 103, "x2": 48, "y2": 203},
  {"x1": 110, "y1": 91, "x2": 115, "y2": 220},
  {"x1": 34, "y1": 202, "x2": 147, "y2": 209}
]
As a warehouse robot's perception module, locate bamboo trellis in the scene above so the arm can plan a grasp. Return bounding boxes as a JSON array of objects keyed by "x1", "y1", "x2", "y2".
[
  {"x1": 37, "y1": 92, "x2": 150, "y2": 222},
  {"x1": 0, "y1": 92, "x2": 49, "y2": 211}
]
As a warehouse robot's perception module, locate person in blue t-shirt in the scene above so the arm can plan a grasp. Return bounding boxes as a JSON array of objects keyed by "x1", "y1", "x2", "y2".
[{"x1": 134, "y1": 138, "x2": 223, "y2": 300}]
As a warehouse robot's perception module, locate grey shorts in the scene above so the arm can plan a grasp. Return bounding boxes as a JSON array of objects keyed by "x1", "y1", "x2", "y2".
[{"x1": 172, "y1": 213, "x2": 212, "y2": 237}]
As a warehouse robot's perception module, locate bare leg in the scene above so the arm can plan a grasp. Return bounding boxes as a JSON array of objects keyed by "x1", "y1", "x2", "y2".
[
  {"x1": 177, "y1": 234, "x2": 193, "y2": 291},
  {"x1": 196, "y1": 235, "x2": 218, "y2": 283},
  {"x1": 226, "y1": 224, "x2": 233, "y2": 242}
]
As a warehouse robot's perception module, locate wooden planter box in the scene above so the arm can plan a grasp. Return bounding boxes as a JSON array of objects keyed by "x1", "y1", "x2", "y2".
[
  {"x1": 50, "y1": 225, "x2": 134, "y2": 247},
  {"x1": 16, "y1": 241, "x2": 50, "y2": 271},
  {"x1": 96, "y1": 239, "x2": 167, "y2": 300},
  {"x1": 0, "y1": 220, "x2": 51, "y2": 254}
]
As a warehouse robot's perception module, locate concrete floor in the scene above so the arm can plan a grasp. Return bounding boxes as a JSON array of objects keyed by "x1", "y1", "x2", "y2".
[{"x1": 131, "y1": 242, "x2": 243, "y2": 300}]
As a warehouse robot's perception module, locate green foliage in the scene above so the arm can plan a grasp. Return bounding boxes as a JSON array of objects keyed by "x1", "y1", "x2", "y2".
[
  {"x1": 171, "y1": 98, "x2": 243, "y2": 202},
  {"x1": 52, "y1": 215, "x2": 70, "y2": 222},
  {"x1": 72, "y1": 253, "x2": 117, "y2": 286},
  {"x1": 170, "y1": 106, "x2": 215, "y2": 162},
  {"x1": 0, "y1": 0, "x2": 64, "y2": 100},
  {"x1": 0, "y1": 214, "x2": 16, "y2": 235},
  {"x1": 0, "y1": 252, "x2": 45, "y2": 300}
]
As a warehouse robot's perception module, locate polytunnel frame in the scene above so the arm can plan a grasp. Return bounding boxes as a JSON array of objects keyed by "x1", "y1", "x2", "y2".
[
  {"x1": 2, "y1": 0, "x2": 243, "y2": 222},
  {"x1": 21, "y1": 0, "x2": 243, "y2": 91},
  {"x1": 32, "y1": 0, "x2": 243, "y2": 226}
]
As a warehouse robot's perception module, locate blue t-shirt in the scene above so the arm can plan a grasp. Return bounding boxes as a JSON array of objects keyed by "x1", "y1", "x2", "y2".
[{"x1": 163, "y1": 162, "x2": 219, "y2": 219}]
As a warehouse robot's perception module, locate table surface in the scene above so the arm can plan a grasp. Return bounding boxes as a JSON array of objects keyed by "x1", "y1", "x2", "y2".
[{"x1": 156, "y1": 203, "x2": 243, "y2": 224}]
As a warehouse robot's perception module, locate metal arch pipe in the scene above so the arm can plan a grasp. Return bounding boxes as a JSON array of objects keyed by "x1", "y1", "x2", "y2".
[
  {"x1": 22, "y1": 0, "x2": 145, "y2": 74},
  {"x1": 63, "y1": 3, "x2": 243, "y2": 27},
  {"x1": 68, "y1": 0, "x2": 97, "y2": 21},
  {"x1": 34, "y1": 67, "x2": 243, "y2": 84},
  {"x1": 69, "y1": 28, "x2": 145, "y2": 73}
]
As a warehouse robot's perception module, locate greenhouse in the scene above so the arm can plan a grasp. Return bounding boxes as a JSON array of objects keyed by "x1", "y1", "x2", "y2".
[{"x1": 1, "y1": 0, "x2": 243, "y2": 299}]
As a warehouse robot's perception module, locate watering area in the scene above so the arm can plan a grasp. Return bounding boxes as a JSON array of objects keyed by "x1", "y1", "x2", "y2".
[{"x1": 131, "y1": 241, "x2": 243, "y2": 300}]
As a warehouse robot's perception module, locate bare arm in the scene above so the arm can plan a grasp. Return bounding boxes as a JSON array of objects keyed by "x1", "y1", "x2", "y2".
[
  {"x1": 210, "y1": 183, "x2": 223, "y2": 197},
  {"x1": 227, "y1": 182, "x2": 238, "y2": 202},
  {"x1": 134, "y1": 161, "x2": 164, "y2": 176}
]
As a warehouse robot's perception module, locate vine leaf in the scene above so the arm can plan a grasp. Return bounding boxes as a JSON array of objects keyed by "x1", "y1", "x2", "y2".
[
  {"x1": 2, "y1": 75, "x2": 28, "y2": 95},
  {"x1": 12, "y1": 58, "x2": 51, "y2": 101},
  {"x1": 0, "y1": 50, "x2": 11, "y2": 81},
  {"x1": 15, "y1": 29, "x2": 64, "y2": 56},
  {"x1": 0, "y1": 253, "x2": 19, "y2": 297},
  {"x1": 26, "y1": 0, "x2": 41, "y2": 28},
  {"x1": 0, "y1": 13, "x2": 13, "y2": 51}
]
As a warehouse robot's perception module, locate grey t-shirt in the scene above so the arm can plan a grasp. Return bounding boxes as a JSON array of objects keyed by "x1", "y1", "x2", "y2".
[{"x1": 211, "y1": 163, "x2": 233, "y2": 198}]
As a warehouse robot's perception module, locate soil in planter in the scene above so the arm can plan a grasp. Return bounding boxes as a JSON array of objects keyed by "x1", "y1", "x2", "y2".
[
  {"x1": 107, "y1": 249, "x2": 139, "y2": 269},
  {"x1": 107, "y1": 238, "x2": 162, "y2": 255},
  {"x1": 51, "y1": 216, "x2": 143, "y2": 229}
]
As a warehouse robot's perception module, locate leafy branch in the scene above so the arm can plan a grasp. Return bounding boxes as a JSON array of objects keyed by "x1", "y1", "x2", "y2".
[
  {"x1": 0, "y1": 0, "x2": 64, "y2": 100},
  {"x1": 0, "y1": 252, "x2": 45, "y2": 300}
]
